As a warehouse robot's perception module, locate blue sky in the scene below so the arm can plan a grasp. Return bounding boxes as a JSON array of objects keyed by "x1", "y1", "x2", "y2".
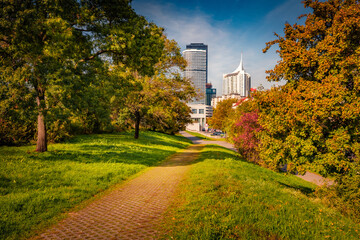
[{"x1": 132, "y1": 0, "x2": 310, "y2": 93}]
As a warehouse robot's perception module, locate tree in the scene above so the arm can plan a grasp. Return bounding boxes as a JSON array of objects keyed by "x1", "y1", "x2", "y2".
[
  {"x1": 261, "y1": 0, "x2": 360, "y2": 175},
  {"x1": 227, "y1": 95, "x2": 262, "y2": 163},
  {"x1": 208, "y1": 98, "x2": 238, "y2": 133},
  {"x1": 111, "y1": 37, "x2": 196, "y2": 138},
  {"x1": 233, "y1": 111, "x2": 262, "y2": 162},
  {"x1": 1, "y1": 0, "x2": 80, "y2": 151},
  {"x1": 143, "y1": 38, "x2": 195, "y2": 135},
  {"x1": 260, "y1": 1, "x2": 360, "y2": 216},
  {"x1": 0, "y1": 0, "x2": 165, "y2": 151}
]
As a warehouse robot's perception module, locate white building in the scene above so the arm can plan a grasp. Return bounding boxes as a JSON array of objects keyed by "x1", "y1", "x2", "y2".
[
  {"x1": 211, "y1": 93, "x2": 245, "y2": 109},
  {"x1": 186, "y1": 104, "x2": 213, "y2": 131},
  {"x1": 223, "y1": 55, "x2": 251, "y2": 97}
]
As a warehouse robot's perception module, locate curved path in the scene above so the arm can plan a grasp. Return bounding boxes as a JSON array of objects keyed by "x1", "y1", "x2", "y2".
[
  {"x1": 33, "y1": 145, "x2": 203, "y2": 240},
  {"x1": 33, "y1": 131, "x2": 332, "y2": 239},
  {"x1": 179, "y1": 131, "x2": 237, "y2": 152}
]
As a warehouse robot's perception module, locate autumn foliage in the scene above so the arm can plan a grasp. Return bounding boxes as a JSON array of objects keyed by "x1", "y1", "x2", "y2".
[
  {"x1": 221, "y1": 0, "x2": 360, "y2": 220},
  {"x1": 233, "y1": 110, "x2": 262, "y2": 163},
  {"x1": 207, "y1": 98, "x2": 237, "y2": 132},
  {"x1": 260, "y1": 0, "x2": 360, "y2": 176}
]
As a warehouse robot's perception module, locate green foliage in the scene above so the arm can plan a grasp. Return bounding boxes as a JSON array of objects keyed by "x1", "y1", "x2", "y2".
[
  {"x1": 111, "y1": 38, "x2": 196, "y2": 138},
  {"x1": 161, "y1": 145, "x2": 360, "y2": 239},
  {"x1": 0, "y1": 78, "x2": 37, "y2": 145},
  {"x1": 0, "y1": 131, "x2": 191, "y2": 240},
  {"x1": 315, "y1": 167, "x2": 360, "y2": 223},
  {"x1": 0, "y1": 0, "x2": 192, "y2": 146},
  {"x1": 0, "y1": 0, "x2": 166, "y2": 149}
]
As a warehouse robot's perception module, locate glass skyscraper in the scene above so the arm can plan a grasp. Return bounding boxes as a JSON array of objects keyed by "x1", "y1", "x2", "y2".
[
  {"x1": 206, "y1": 83, "x2": 216, "y2": 106},
  {"x1": 183, "y1": 43, "x2": 208, "y2": 104}
]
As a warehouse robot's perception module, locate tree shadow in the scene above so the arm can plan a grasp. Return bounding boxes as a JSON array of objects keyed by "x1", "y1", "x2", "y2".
[
  {"x1": 64, "y1": 131, "x2": 191, "y2": 150},
  {"x1": 158, "y1": 144, "x2": 240, "y2": 168},
  {"x1": 277, "y1": 181, "x2": 315, "y2": 196},
  {"x1": 27, "y1": 132, "x2": 193, "y2": 167},
  {"x1": 196, "y1": 144, "x2": 241, "y2": 160},
  {"x1": 30, "y1": 144, "x2": 177, "y2": 167}
]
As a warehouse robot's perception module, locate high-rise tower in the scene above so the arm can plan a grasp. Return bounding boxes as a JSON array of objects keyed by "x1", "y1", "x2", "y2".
[
  {"x1": 222, "y1": 54, "x2": 251, "y2": 97},
  {"x1": 183, "y1": 43, "x2": 208, "y2": 104}
]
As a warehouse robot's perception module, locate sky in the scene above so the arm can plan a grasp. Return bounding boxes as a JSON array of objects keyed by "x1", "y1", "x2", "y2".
[{"x1": 132, "y1": 0, "x2": 311, "y2": 93}]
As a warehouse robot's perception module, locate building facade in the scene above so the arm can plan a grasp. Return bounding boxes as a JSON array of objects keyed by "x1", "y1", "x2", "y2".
[
  {"x1": 183, "y1": 43, "x2": 208, "y2": 104},
  {"x1": 186, "y1": 104, "x2": 213, "y2": 131},
  {"x1": 222, "y1": 55, "x2": 251, "y2": 97},
  {"x1": 211, "y1": 93, "x2": 245, "y2": 109},
  {"x1": 205, "y1": 83, "x2": 216, "y2": 106}
]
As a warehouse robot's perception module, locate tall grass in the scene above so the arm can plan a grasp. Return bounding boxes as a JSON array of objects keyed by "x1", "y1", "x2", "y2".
[
  {"x1": 161, "y1": 145, "x2": 360, "y2": 239},
  {"x1": 0, "y1": 131, "x2": 191, "y2": 240}
]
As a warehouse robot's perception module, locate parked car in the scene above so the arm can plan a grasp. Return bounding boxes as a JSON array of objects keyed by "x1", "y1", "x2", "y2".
[{"x1": 211, "y1": 132, "x2": 221, "y2": 136}]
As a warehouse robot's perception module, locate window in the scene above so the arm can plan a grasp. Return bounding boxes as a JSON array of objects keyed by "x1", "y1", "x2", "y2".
[
  {"x1": 191, "y1": 109, "x2": 197, "y2": 114},
  {"x1": 199, "y1": 109, "x2": 204, "y2": 114},
  {"x1": 193, "y1": 118, "x2": 200, "y2": 123}
]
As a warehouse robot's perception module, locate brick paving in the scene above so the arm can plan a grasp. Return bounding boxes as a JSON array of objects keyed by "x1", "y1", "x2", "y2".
[
  {"x1": 33, "y1": 131, "x2": 332, "y2": 240},
  {"x1": 33, "y1": 144, "x2": 203, "y2": 240}
]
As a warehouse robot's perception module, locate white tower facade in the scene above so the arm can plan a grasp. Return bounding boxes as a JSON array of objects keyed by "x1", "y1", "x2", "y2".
[{"x1": 223, "y1": 55, "x2": 251, "y2": 97}]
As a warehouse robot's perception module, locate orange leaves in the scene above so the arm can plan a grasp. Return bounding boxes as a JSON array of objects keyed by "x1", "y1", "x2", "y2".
[{"x1": 264, "y1": 0, "x2": 360, "y2": 85}]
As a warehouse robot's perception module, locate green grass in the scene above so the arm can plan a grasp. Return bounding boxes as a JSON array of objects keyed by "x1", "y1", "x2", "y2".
[
  {"x1": 161, "y1": 145, "x2": 360, "y2": 240},
  {"x1": 185, "y1": 130, "x2": 224, "y2": 141},
  {"x1": 0, "y1": 131, "x2": 192, "y2": 240}
]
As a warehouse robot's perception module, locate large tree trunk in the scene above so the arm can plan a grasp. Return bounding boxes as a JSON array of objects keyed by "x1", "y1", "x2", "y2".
[
  {"x1": 134, "y1": 110, "x2": 140, "y2": 139},
  {"x1": 36, "y1": 93, "x2": 47, "y2": 152}
]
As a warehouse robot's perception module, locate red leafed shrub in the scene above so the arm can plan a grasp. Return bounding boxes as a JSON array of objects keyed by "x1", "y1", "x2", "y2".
[{"x1": 233, "y1": 111, "x2": 262, "y2": 163}]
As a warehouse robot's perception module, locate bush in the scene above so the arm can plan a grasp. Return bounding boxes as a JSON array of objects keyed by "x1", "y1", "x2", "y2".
[
  {"x1": 315, "y1": 171, "x2": 360, "y2": 223},
  {"x1": 233, "y1": 111, "x2": 262, "y2": 164}
]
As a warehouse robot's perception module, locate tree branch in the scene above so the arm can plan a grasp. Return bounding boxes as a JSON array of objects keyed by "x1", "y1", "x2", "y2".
[
  {"x1": 75, "y1": 49, "x2": 113, "y2": 68},
  {"x1": 0, "y1": 38, "x2": 10, "y2": 44}
]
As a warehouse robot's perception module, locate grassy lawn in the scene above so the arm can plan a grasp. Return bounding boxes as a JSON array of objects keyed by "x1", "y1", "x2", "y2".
[
  {"x1": 160, "y1": 145, "x2": 360, "y2": 240},
  {"x1": 185, "y1": 130, "x2": 225, "y2": 141},
  {"x1": 0, "y1": 131, "x2": 192, "y2": 240}
]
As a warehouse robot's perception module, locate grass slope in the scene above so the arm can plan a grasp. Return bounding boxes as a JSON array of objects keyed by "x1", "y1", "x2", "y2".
[
  {"x1": 185, "y1": 130, "x2": 224, "y2": 141},
  {"x1": 0, "y1": 131, "x2": 191, "y2": 240},
  {"x1": 161, "y1": 145, "x2": 360, "y2": 240}
]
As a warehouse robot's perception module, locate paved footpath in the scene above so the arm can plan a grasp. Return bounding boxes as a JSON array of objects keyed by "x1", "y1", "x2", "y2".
[
  {"x1": 34, "y1": 144, "x2": 203, "y2": 240},
  {"x1": 180, "y1": 131, "x2": 237, "y2": 152},
  {"x1": 33, "y1": 131, "x2": 332, "y2": 239}
]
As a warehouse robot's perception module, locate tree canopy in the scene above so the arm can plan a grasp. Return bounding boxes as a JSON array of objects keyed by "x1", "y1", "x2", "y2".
[
  {"x1": 261, "y1": 0, "x2": 360, "y2": 176},
  {"x1": 208, "y1": 98, "x2": 238, "y2": 132},
  {"x1": 0, "y1": 0, "x2": 194, "y2": 149}
]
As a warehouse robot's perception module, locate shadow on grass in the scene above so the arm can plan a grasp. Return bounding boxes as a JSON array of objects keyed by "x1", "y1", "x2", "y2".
[
  {"x1": 156, "y1": 145, "x2": 240, "y2": 168},
  {"x1": 66, "y1": 132, "x2": 191, "y2": 150},
  {"x1": 30, "y1": 134, "x2": 236, "y2": 169},
  {"x1": 28, "y1": 132, "x2": 192, "y2": 167},
  {"x1": 30, "y1": 146, "x2": 176, "y2": 167},
  {"x1": 277, "y1": 181, "x2": 315, "y2": 196}
]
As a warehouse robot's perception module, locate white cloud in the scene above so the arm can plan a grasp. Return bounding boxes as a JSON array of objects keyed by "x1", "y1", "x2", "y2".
[{"x1": 132, "y1": 0, "x2": 299, "y2": 93}]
